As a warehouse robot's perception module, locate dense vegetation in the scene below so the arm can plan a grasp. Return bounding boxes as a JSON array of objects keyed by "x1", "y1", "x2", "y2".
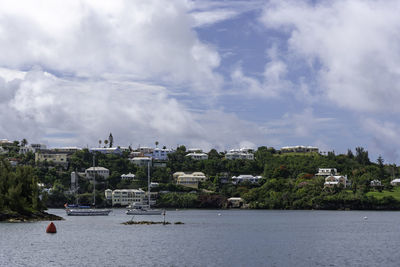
[{"x1": 2, "y1": 140, "x2": 400, "y2": 210}]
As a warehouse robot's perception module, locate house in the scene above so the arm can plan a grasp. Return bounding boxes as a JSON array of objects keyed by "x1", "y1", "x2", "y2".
[
  {"x1": 85, "y1": 167, "x2": 110, "y2": 180},
  {"x1": 225, "y1": 149, "x2": 254, "y2": 160},
  {"x1": 121, "y1": 173, "x2": 136, "y2": 180},
  {"x1": 324, "y1": 175, "x2": 348, "y2": 188},
  {"x1": 227, "y1": 197, "x2": 244, "y2": 208},
  {"x1": 231, "y1": 175, "x2": 262, "y2": 185},
  {"x1": 89, "y1": 147, "x2": 122, "y2": 155},
  {"x1": 186, "y1": 152, "x2": 208, "y2": 160},
  {"x1": 175, "y1": 172, "x2": 208, "y2": 189},
  {"x1": 152, "y1": 148, "x2": 174, "y2": 160},
  {"x1": 35, "y1": 150, "x2": 69, "y2": 168},
  {"x1": 130, "y1": 157, "x2": 152, "y2": 167},
  {"x1": 390, "y1": 179, "x2": 400, "y2": 186},
  {"x1": 0, "y1": 139, "x2": 13, "y2": 147},
  {"x1": 370, "y1": 180, "x2": 382, "y2": 187},
  {"x1": 109, "y1": 189, "x2": 146, "y2": 206},
  {"x1": 281, "y1": 146, "x2": 319, "y2": 153},
  {"x1": 315, "y1": 168, "x2": 338, "y2": 178}
]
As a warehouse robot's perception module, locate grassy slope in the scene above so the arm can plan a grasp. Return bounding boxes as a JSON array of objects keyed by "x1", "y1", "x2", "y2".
[{"x1": 366, "y1": 187, "x2": 400, "y2": 201}]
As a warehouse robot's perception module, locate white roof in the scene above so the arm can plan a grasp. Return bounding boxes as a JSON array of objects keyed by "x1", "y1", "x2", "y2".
[
  {"x1": 391, "y1": 179, "x2": 400, "y2": 183},
  {"x1": 86, "y1": 167, "x2": 109, "y2": 171}
]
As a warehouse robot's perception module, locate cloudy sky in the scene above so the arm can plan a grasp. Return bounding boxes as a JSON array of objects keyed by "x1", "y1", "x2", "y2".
[{"x1": 1, "y1": 0, "x2": 400, "y2": 162}]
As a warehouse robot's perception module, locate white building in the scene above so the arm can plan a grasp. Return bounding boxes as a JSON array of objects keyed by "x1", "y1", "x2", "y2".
[
  {"x1": 324, "y1": 175, "x2": 348, "y2": 188},
  {"x1": 186, "y1": 152, "x2": 208, "y2": 160},
  {"x1": 85, "y1": 167, "x2": 110, "y2": 180},
  {"x1": 231, "y1": 175, "x2": 262, "y2": 185},
  {"x1": 110, "y1": 189, "x2": 146, "y2": 206},
  {"x1": 391, "y1": 179, "x2": 400, "y2": 186},
  {"x1": 370, "y1": 180, "x2": 382, "y2": 187},
  {"x1": 130, "y1": 157, "x2": 152, "y2": 167},
  {"x1": 315, "y1": 168, "x2": 338, "y2": 177},
  {"x1": 152, "y1": 148, "x2": 174, "y2": 161},
  {"x1": 175, "y1": 172, "x2": 208, "y2": 189},
  {"x1": 19, "y1": 143, "x2": 47, "y2": 154},
  {"x1": 121, "y1": 173, "x2": 136, "y2": 180},
  {"x1": 225, "y1": 149, "x2": 254, "y2": 160}
]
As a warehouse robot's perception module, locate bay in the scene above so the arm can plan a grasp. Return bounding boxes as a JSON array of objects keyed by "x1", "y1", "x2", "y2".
[{"x1": 1, "y1": 209, "x2": 400, "y2": 266}]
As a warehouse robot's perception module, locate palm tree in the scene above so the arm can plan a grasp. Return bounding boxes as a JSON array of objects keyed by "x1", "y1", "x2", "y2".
[
  {"x1": 98, "y1": 140, "x2": 102, "y2": 148},
  {"x1": 155, "y1": 141, "x2": 159, "y2": 148},
  {"x1": 104, "y1": 140, "x2": 109, "y2": 148},
  {"x1": 21, "y1": 138, "x2": 28, "y2": 147}
]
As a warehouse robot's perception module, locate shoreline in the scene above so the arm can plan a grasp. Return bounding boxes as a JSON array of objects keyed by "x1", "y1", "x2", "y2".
[{"x1": 0, "y1": 211, "x2": 64, "y2": 223}]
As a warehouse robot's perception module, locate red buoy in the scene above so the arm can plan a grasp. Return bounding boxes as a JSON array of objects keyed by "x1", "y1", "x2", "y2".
[{"x1": 46, "y1": 222, "x2": 57, "y2": 234}]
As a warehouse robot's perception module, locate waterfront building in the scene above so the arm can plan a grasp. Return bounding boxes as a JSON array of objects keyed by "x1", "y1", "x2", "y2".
[
  {"x1": 110, "y1": 189, "x2": 146, "y2": 206},
  {"x1": 85, "y1": 166, "x2": 110, "y2": 180},
  {"x1": 281, "y1": 146, "x2": 319, "y2": 153},
  {"x1": 186, "y1": 152, "x2": 208, "y2": 160},
  {"x1": 227, "y1": 197, "x2": 244, "y2": 208},
  {"x1": 0, "y1": 139, "x2": 13, "y2": 146},
  {"x1": 231, "y1": 175, "x2": 262, "y2": 185}
]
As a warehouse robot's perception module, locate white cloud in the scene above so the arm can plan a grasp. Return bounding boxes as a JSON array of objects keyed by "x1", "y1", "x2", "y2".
[
  {"x1": 260, "y1": 0, "x2": 400, "y2": 112},
  {"x1": 191, "y1": 10, "x2": 240, "y2": 27},
  {"x1": 0, "y1": 0, "x2": 222, "y2": 92}
]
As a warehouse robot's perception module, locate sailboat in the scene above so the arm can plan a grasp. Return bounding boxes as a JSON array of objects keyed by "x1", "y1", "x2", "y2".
[
  {"x1": 66, "y1": 154, "x2": 112, "y2": 216},
  {"x1": 126, "y1": 162, "x2": 162, "y2": 215}
]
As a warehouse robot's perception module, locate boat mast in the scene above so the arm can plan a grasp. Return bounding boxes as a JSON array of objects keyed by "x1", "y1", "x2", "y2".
[
  {"x1": 93, "y1": 154, "x2": 96, "y2": 207},
  {"x1": 148, "y1": 161, "x2": 150, "y2": 208}
]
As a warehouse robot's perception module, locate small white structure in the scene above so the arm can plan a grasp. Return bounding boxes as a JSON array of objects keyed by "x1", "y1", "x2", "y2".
[
  {"x1": 105, "y1": 189, "x2": 112, "y2": 200},
  {"x1": 150, "y1": 182, "x2": 159, "y2": 188},
  {"x1": 370, "y1": 180, "x2": 382, "y2": 187},
  {"x1": 186, "y1": 152, "x2": 208, "y2": 160},
  {"x1": 121, "y1": 173, "x2": 136, "y2": 180},
  {"x1": 391, "y1": 179, "x2": 400, "y2": 186},
  {"x1": 324, "y1": 175, "x2": 348, "y2": 188},
  {"x1": 85, "y1": 167, "x2": 110, "y2": 180},
  {"x1": 130, "y1": 157, "x2": 152, "y2": 167},
  {"x1": 315, "y1": 168, "x2": 338, "y2": 177},
  {"x1": 227, "y1": 197, "x2": 244, "y2": 208},
  {"x1": 231, "y1": 175, "x2": 262, "y2": 185}
]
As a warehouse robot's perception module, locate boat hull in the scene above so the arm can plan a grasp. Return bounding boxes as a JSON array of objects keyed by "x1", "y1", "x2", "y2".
[
  {"x1": 126, "y1": 209, "x2": 162, "y2": 215},
  {"x1": 66, "y1": 209, "x2": 112, "y2": 216}
]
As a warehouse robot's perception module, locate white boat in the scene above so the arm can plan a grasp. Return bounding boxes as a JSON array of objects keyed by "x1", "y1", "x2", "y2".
[
  {"x1": 66, "y1": 154, "x2": 111, "y2": 216},
  {"x1": 126, "y1": 162, "x2": 163, "y2": 216},
  {"x1": 66, "y1": 207, "x2": 111, "y2": 216}
]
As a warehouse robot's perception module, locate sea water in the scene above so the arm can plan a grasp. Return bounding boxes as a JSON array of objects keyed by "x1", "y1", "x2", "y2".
[{"x1": 1, "y1": 209, "x2": 400, "y2": 266}]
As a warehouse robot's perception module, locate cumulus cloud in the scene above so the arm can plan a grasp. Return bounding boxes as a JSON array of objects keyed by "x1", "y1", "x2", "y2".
[
  {"x1": 260, "y1": 0, "x2": 400, "y2": 112},
  {"x1": 0, "y1": 0, "x2": 222, "y2": 91}
]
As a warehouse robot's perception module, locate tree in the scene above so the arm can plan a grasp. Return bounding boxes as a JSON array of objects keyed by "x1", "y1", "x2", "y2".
[
  {"x1": 104, "y1": 140, "x2": 108, "y2": 148},
  {"x1": 355, "y1": 147, "x2": 370, "y2": 165},
  {"x1": 21, "y1": 138, "x2": 28, "y2": 147},
  {"x1": 155, "y1": 141, "x2": 159, "y2": 148},
  {"x1": 98, "y1": 140, "x2": 102, "y2": 148},
  {"x1": 108, "y1": 133, "x2": 114, "y2": 148}
]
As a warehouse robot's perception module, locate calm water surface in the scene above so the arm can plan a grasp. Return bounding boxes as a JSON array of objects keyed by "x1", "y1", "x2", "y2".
[{"x1": 1, "y1": 209, "x2": 400, "y2": 266}]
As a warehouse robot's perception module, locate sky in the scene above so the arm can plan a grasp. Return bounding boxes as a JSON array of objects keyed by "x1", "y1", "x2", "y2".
[{"x1": 1, "y1": 0, "x2": 400, "y2": 162}]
